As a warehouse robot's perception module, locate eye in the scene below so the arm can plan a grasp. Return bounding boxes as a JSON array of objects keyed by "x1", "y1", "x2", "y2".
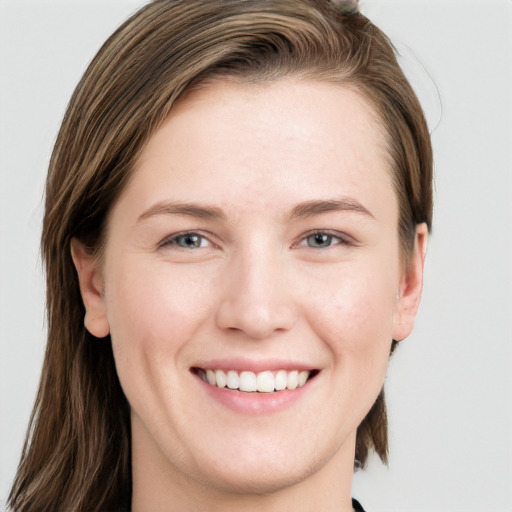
[
  {"x1": 306, "y1": 233, "x2": 338, "y2": 248},
  {"x1": 161, "y1": 232, "x2": 211, "y2": 250},
  {"x1": 297, "y1": 230, "x2": 349, "y2": 249}
]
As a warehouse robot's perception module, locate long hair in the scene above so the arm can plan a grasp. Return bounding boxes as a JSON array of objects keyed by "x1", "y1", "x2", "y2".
[{"x1": 9, "y1": 1, "x2": 433, "y2": 510}]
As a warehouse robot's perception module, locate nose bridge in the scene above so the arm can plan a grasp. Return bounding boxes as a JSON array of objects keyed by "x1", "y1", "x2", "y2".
[{"x1": 215, "y1": 238, "x2": 296, "y2": 339}]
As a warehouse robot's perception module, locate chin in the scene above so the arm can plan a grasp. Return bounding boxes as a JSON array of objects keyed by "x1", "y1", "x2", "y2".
[
  {"x1": 185, "y1": 438, "x2": 335, "y2": 498},
  {"x1": 199, "y1": 461, "x2": 317, "y2": 496}
]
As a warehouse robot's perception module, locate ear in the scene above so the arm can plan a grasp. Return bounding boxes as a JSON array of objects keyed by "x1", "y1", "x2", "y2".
[
  {"x1": 70, "y1": 238, "x2": 110, "y2": 338},
  {"x1": 392, "y1": 223, "x2": 429, "y2": 342}
]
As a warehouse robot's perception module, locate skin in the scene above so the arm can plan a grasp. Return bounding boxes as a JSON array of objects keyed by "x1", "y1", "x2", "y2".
[{"x1": 72, "y1": 79, "x2": 427, "y2": 512}]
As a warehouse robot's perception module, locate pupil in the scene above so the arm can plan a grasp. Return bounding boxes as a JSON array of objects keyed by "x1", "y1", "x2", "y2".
[
  {"x1": 310, "y1": 234, "x2": 331, "y2": 247},
  {"x1": 181, "y1": 235, "x2": 200, "y2": 248}
]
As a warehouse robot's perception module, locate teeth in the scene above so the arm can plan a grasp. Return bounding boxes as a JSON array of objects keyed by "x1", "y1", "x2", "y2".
[
  {"x1": 215, "y1": 369, "x2": 227, "y2": 388},
  {"x1": 298, "y1": 370, "x2": 309, "y2": 387},
  {"x1": 240, "y1": 371, "x2": 257, "y2": 392},
  {"x1": 287, "y1": 370, "x2": 299, "y2": 390},
  {"x1": 256, "y1": 370, "x2": 274, "y2": 393},
  {"x1": 206, "y1": 369, "x2": 216, "y2": 385},
  {"x1": 199, "y1": 368, "x2": 312, "y2": 393},
  {"x1": 275, "y1": 370, "x2": 287, "y2": 391},
  {"x1": 227, "y1": 370, "x2": 239, "y2": 389}
]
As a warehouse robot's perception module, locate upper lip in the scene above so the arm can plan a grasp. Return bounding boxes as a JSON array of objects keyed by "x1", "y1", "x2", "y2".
[{"x1": 191, "y1": 358, "x2": 317, "y2": 373}]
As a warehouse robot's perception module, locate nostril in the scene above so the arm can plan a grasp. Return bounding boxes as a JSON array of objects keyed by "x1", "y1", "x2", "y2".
[{"x1": 215, "y1": 286, "x2": 298, "y2": 340}]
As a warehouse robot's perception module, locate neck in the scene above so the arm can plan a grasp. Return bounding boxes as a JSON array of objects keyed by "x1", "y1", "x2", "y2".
[{"x1": 131, "y1": 420, "x2": 356, "y2": 512}]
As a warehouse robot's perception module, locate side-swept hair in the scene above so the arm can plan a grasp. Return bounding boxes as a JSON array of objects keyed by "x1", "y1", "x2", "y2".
[{"x1": 9, "y1": 1, "x2": 432, "y2": 510}]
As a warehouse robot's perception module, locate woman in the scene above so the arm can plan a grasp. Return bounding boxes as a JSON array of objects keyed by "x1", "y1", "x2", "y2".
[{"x1": 8, "y1": 0, "x2": 432, "y2": 510}]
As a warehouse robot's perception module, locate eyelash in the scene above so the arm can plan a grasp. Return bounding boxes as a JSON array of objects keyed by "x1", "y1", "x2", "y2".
[
  {"x1": 159, "y1": 231, "x2": 214, "y2": 250},
  {"x1": 159, "y1": 230, "x2": 351, "y2": 251},
  {"x1": 293, "y1": 230, "x2": 351, "y2": 249}
]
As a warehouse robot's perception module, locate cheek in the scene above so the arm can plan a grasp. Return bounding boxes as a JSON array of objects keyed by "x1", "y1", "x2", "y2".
[
  {"x1": 102, "y1": 258, "x2": 221, "y2": 426},
  {"x1": 104, "y1": 260, "x2": 215, "y2": 370},
  {"x1": 305, "y1": 259, "x2": 398, "y2": 367}
]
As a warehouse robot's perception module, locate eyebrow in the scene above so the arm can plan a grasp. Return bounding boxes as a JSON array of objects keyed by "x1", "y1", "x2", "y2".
[
  {"x1": 137, "y1": 197, "x2": 374, "y2": 224},
  {"x1": 287, "y1": 198, "x2": 374, "y2": 221},
  {"x1": 137, "y1": 201, "x2": 227, "y2": 223}
]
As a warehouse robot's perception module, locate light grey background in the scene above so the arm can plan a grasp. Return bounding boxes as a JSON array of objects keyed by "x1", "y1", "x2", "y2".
[{"x1": 1, "y1": 1, "x2": 511, "y2": 510}]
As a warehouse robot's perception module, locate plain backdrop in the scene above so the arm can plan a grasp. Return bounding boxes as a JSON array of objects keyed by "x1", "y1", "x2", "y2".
[{"x1": 0, "y1": 1, "x2": 511, "y2": 511}]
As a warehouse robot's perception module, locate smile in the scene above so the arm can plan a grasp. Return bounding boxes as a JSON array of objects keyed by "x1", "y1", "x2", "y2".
[{"x1": 195, "y1": 368, "x2": 314, "y2": 393}]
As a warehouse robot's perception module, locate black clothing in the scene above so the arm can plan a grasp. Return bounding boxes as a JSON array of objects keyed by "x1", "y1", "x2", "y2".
[{"x1": 352, "y1": 498, "x2": 366, "y2": 511}]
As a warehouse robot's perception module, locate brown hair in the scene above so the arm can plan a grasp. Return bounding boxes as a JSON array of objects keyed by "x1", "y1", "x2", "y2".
[{"x1": 9, "y1": 1, "x2": 433, "y2": 510}]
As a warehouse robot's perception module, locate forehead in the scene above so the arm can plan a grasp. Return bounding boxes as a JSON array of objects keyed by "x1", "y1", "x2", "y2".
[{"x1": 121, "y1": 79, "x2": 394, "y2": 221}]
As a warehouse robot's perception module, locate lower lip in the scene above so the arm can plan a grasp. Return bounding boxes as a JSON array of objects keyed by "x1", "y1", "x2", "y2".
[{"x1": 195, "y1": 374, "x2": 315, "y2": 415}]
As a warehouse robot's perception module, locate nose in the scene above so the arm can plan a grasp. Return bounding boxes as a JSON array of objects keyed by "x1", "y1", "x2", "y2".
[{"x1": 215, "y1": 245, "x2": 297, "y2": 340}]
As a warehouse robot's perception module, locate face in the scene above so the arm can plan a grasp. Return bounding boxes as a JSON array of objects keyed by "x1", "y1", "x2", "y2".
[{"x1": 73, "y1": 79, "x2": 426, "y2": 499}]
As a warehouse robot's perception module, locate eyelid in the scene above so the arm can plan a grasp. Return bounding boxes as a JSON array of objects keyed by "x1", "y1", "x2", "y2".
[
  {"x1": 158, "y1": 230, "x2": 217, "y2": 249},
  {"x1": 157, "y1": 229, "x2": 355, "y2": 250},
  {"x1": 292, "y1": 229, "x2": 354, "y2": 249}
]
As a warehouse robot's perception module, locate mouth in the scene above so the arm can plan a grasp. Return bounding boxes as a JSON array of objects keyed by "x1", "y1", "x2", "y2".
[{"x1": 192, "y1": 368, "x2": 319, "y2": 393}]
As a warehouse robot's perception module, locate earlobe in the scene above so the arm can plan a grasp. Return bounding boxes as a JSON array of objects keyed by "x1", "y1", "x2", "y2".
[
  {"x1": 70, "y1": 238, "x2": 110, "y2": 338},
  {"x1": 392, "y1": 223, "x2": 428, "y2": 342}
]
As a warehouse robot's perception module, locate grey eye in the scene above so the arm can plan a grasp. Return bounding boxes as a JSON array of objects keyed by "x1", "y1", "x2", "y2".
[
  {"x1": 306, "y1": 233, "x2": 335, "y2": 248},
  {"x1": 175, "y1": 234, "x2": 205, "y2": 249}
]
